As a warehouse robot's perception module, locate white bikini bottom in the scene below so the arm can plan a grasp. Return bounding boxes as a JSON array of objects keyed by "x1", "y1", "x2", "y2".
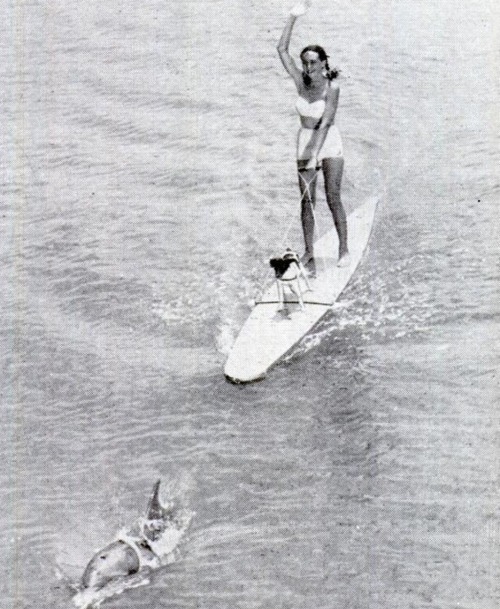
[{"x1": 296, "y1": 125, "x2": 343, "y2": 161}]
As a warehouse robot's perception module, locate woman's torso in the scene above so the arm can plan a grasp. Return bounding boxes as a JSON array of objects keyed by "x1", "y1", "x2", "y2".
[{"x1": 295, "y1": 81, "x2": 333, "y2": 129}]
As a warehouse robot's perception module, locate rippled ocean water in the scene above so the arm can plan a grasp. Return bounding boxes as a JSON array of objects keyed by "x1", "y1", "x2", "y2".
[{"x1": 2, "y1": 0, "x2": 499, "y2": 607}]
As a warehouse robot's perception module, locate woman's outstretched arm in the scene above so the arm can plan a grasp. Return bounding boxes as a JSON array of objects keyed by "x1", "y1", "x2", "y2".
[{"x1": 277, "y1": 2, "x2": 312, "y2": 87}]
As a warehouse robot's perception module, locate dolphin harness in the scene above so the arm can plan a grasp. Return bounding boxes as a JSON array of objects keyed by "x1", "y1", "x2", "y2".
[{"x1": 115, "y1": 526, "x2": 162, "y2": 570}]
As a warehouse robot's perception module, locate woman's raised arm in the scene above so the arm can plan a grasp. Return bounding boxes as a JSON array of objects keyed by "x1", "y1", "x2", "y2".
[{"x1": 277, "y1": 1, "x2": 312, "y2": 87}]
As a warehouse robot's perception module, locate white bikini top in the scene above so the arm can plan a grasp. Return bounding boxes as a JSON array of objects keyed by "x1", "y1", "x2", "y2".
[{"x1": 295, "y1": 93, "x2": 326, "y2": 120}]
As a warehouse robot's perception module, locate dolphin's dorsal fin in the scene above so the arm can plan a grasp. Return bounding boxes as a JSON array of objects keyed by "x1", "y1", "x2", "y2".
[{"x1": 145, "y1": 480, "x2": 163, "y2": 519}]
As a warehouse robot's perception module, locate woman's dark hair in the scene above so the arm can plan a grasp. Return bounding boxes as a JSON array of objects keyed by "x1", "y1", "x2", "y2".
[{"x1": 300, "y1": 45, "x2": 339, "y2": 83}]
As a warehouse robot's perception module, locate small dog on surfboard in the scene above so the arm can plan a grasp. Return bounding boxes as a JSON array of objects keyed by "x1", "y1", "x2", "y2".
[{"x1": 269, "y1": 248, "x2": 312, "y2": 311}]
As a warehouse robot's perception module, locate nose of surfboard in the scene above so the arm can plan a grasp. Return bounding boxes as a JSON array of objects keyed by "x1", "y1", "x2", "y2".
[
  {"x1": 224, "y1": 365, "x2": 267, "y2": 384},
  {"x1": 224, "y1": 347, "x2": 269, "y2": 382}
]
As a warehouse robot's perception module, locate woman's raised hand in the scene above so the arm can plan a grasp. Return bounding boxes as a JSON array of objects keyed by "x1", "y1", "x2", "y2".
[{"x1": 290, "y1": 0, "x2": 312, "y2": 17}]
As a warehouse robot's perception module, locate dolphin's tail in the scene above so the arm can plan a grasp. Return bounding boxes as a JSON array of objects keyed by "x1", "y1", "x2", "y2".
[{"x1": 145, "y1": 480, "x2": 163, "y2": 519}]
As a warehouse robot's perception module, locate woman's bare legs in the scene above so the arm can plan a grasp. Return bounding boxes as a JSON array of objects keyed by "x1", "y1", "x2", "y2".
[
  {"x1": 322, "y1": 157, "x2": 349, "y2": 264},
  {"x1": 298, "y1": 166, "x2": 318, "y2": 273}
]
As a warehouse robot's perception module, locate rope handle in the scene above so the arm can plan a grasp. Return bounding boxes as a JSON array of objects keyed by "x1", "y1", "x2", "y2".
[{"x1": 254, "y1": 167, "x2": 323, "y2": 301}]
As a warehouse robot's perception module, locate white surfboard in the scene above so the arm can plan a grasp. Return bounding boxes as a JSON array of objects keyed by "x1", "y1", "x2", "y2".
[{"x1": 224, "y1": 197, "x2": 378, "y2": 383}]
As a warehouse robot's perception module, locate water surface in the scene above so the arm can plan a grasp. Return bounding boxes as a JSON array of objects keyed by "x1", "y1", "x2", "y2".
[{"x1": 1, "y1": 0, "x2": 498, "y2": 607}]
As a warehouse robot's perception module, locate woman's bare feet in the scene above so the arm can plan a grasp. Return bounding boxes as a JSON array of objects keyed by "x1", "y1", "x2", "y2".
[{"x1": 301, "y1": 254, "x2": 316, "y2": 277}]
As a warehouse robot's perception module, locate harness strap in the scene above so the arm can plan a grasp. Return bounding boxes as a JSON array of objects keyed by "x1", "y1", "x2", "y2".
[
  {"x1": 254, "y1": 167, "x2": 322, "y2": 303},
  {"x1": 117, "y1": 534, "x2": 145, "y2": 568},
  {"x1": 116, "y1": 532, "x2": 160, "y2": 570},
  {"x1": 297, "y1": 168, "x2": 327, "y2": 275}
]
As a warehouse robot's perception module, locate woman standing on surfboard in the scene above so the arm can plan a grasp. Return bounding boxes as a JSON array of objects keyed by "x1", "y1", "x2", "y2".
[{"x1": 277, "y1": 0, "x2": 349, "y2": 272}]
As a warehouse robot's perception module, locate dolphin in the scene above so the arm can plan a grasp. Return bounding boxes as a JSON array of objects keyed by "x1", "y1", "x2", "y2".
[{"x1": 78, "y1": 481, "x2": 181, "y2": 593}]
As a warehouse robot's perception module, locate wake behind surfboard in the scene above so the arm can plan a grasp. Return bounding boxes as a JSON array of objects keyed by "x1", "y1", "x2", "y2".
[{"x1": 224, "y1": 197, "x2": 378, "y2": 383}]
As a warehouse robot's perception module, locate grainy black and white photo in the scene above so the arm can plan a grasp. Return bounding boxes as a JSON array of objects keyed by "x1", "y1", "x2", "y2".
[{"x1": 2, "y1": 0, "x2": 499, "y2": 607}]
